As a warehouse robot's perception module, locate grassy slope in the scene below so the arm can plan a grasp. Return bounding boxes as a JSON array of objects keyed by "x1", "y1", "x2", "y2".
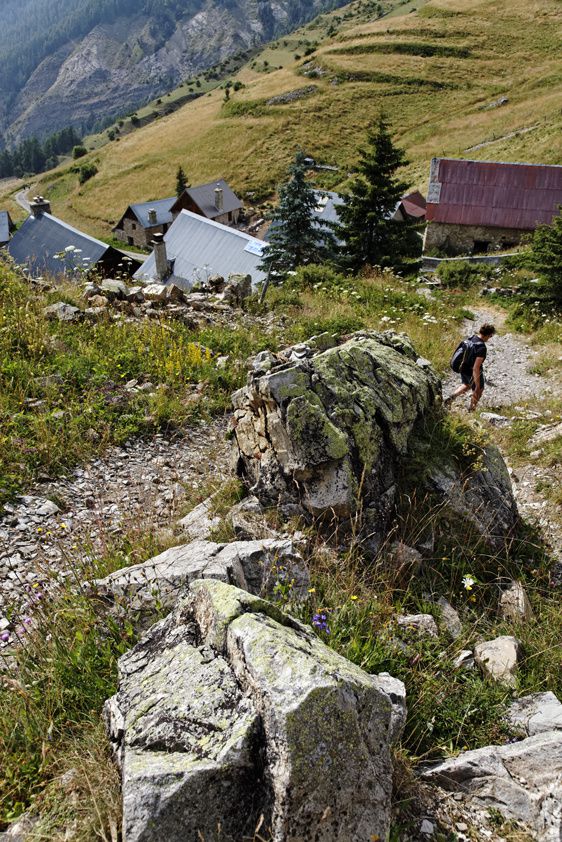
[{"x1": 4, "y1": 0, "x2": 561, "y2": 239}]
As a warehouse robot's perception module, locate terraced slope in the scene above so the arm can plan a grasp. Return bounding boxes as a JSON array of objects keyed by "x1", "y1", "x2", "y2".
[{"x1": 15, "y1": 0, "x2": 562, "y2": 239}]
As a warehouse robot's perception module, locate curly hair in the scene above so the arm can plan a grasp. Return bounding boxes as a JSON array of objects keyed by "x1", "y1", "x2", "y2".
[{"x1": 479, "y1": 323, "x2": 496, "y2": 337}]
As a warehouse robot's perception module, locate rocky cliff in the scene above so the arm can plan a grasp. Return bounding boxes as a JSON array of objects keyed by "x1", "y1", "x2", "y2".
[{"x1": 1, "y1": 0, "x2": 345, "y2": 143}]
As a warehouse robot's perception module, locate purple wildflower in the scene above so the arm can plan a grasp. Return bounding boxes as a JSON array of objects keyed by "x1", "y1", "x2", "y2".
[
  {"x1": 0, "y1": 631, "x2": 10, "y2": 643},
  {"x1": 312, "y1": 612, "x2": 330, "y2": 634}
]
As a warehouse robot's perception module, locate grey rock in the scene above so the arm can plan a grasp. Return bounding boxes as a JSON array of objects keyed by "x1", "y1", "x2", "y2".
[
  {"x1": 506, "y1": 692, "x2": 562, "y2": 737},
  {"x1": 453, "y1": 649, "x2": 474, "y2": 669},
  {"x1": 43, "y1": 301, "x2": 82, "y2": 322},
  {"x1": 125, "y1": 285, "x2": 145, "y2": 303},
  {"x1": 232, "y1": 331, "x2": 441, "y2": 550},
  {"x1": 421, "y1": 730, "x2": 562, "y2": 840},
  {"x1": 499, "y1": 580, "x2": 534, "y2": 623},
  {"x1": 530, "y1": 421, "x2": 562, "y2": 446},
  {"x1": 436, "y1": 596, "x2": 462, "y2": 639},
  {"x1": 223, "y1": 273, "x2": 252, "y2": 306},
  {"x1": 106, "y1": 579, "x2": 405, "y2": 842},
  {"x1": 94, "y1": 538, "x2": 309, "y2": 623},
  {"x1": 166, "y1": 283, "x2": 185, "y2": 303},
  {"x1": 474, "y1": 635, "x2": 522, "y2": 687},
  {"x1": 177, "y1": 495, "x2": 221, "y2": 540},
  {"x1": 480, "y1": 411, "x2": 511, "y2": 427},
  {"x1": 387, "y1": 541, "x2": 423, "y2": 575},
  {"x1": 100, "y1": 279, "x2": 130, "y2": 300},
  {"x1": 226, "y1": 495, "x2": 278, "y2": 540},
  {"x1": 83, "y1": 281, "x2": 101, "y2": 300},
  {"x1": 143, "y1": 283, "x2": 168, "y2": 302},
  {"x1": 396, "y1": 613, "x2": 439, "y2": 638},
  {"x1": 427, "y1": 444, "x2": 519, "y2": 548}
]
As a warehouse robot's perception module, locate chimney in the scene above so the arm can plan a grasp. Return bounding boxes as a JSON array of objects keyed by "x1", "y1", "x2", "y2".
[
  {"x1": 148, "y1": 208, "x2": 157, "y2": 225},
  {"x1": 214, "y1": 185, "x2": 224, "y2": 212},
  {"x1": 30, "y1": 196, "x2": 51, "y2": 217},
  {"x1": 152, "y1": 233, "x2": 168, "y2": 281}
]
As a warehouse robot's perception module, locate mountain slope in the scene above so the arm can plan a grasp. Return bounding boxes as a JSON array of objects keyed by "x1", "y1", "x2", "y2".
[
  {"x1": 14, "y1": 0, "x2": 562, "y2": 238},
  {"x1": 0, "y1": 0, "x2": 348, "y2": 144}
]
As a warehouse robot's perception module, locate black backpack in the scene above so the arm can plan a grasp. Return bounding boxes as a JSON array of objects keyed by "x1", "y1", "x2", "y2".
[{"x1": 450, "y1": 338, "x2": 476, "y2": 373}]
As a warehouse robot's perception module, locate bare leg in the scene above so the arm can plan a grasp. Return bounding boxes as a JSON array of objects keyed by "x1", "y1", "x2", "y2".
[{"x1": 446, "y1": 383, "x2": 471, "y2": 404}]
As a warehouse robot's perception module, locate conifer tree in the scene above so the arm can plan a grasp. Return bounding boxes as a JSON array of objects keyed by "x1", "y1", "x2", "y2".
[
  {"x1": 519, "y1": 209, "x2": 562, "y2": 310},
  {"x1": 336, "y1": 117, "x2": 419, "y2": 272},
  {"x1": 175, "y1": 165, "x2": 189, "y2": 198},
  {"x1": 260, "y1": 150, "x2": 335, "y2": 275}
]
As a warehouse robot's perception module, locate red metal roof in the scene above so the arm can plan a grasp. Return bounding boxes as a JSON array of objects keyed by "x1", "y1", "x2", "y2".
[
  {"x1": 426, "y1": 158, "x2": 562, "y2": 230},
  {"x1": 400, "y1": 190, "x2": 427, "y2": 219}
]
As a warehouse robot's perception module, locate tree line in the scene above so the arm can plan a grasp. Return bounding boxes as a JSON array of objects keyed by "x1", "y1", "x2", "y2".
[{"x1": 0, "y1": 127, "x2": 81, "y2": 179}]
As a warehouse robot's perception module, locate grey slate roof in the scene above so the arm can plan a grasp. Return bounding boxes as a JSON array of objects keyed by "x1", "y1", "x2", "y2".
[
  {"x1": 135, "y1": 210, "x2": 268, "y2": 290},
  {"x1": 264, "y1": 190, "x2": 344, "y2": 242},
  {"x1": 184, "y1": 179, "x2": 242, "y2": 219},
  {"x1": 0, "y1": 210, "x2": 14, "y2": 244},
  {"x1": 8, "y1": 212, "x2": 112, "y2": 276},
  {"x1": 126, "y1": 197, "x2": 176, "y2": 228}
]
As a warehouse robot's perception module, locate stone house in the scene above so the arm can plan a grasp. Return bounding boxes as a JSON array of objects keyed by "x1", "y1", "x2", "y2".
[
  {"x1": 171, "y1": 179, "x2": 243, "y2": 227},
  {"x1": 423, "y1": 158, "x2": 562, "y2": 255},
  {"x1": 112, "y1": 197, "x2": 176, "y2": 248},
  {"x1": 0, "y1": 210, "x2": 15, "y2": 245}
]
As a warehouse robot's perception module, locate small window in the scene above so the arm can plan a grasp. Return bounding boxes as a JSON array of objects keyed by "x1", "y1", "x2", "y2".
[{"x1": 132, "y1": 223, "x2": 136, "y2": 230}]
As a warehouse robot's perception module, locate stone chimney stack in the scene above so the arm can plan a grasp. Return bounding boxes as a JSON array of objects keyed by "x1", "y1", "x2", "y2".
[
  {"x1": 214, "y1": 185, "x2": 224, "y2": 212},
  {"x1": 30, "y1": 196, "x2": 51, "y2": 217},
  {"x1": 148, "y1": 208, "x2": 157, "y2": 225},
  {"x1": 152, "y1": 233, "x2": 168, "y2": 281}
]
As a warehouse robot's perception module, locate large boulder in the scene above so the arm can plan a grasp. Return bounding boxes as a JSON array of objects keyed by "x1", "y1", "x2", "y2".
[
  {"x1": 95, "y1": 538, "x2": 309, "y2": 626},
  {"x1": 232, "y1": 331, "x2": 441, "y2": 550},
  {"x1": 105, "y1": 579, "x2": 406, "y2": 842}
]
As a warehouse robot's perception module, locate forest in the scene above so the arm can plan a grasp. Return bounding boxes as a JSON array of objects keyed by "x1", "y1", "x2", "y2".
[{"x1": 0, "y1": 127, "x2": 81, "y2": 178}]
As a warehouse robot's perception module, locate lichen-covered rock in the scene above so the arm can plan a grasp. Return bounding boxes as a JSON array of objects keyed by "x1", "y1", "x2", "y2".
[
  {"x1": 506, "y1": 692, "x2": 562, "y2": 736},
  {"x1": 499, "y1": 580, "x2": 534, "y2": 623},
  {"x1": 232, "y1": 331, "x2": 441, "y2": 549},
  {"x1": 474, "y1": 635, "x2": 522, "y2": 687},
  {"x1": 94, "y1": 538, "x2": 309, "y2": 625},
  {"x1": 106, "y1": 579, "x2": 406, "y2": 842}
]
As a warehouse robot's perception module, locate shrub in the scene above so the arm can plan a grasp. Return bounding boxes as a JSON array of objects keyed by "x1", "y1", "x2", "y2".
[
  {"x1": 436, "y1": 260, "x2": 489, "y2": 288},
  {"x1": 78, "y1": 163, "x2": 98, "y2": 184},
  {"x1": 71, "y1": 145, "x2": 87, "y2": 159}
]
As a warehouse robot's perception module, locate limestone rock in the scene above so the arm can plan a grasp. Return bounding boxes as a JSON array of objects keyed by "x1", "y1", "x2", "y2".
[
  {"x1": 427, "y1": 444, "x2": 518, "y2": 548},
  {"x1": 100, "y1": 279, "x2": 130, "y2": 300},
  {"x1": 226, "y1": 495, "x2": 279, "y2": 540},
  {"x1": 436, "y1": 596, "x2": 462, "y2": 639},
  {"x1": 106, "y1": 579, "x2": 406, "y2": 842},
  {"x1": 223, "y1": 273, "x2": 252, "y2": 306},
  {"x1": 178, "y1": 495, "x2": 221, "y2": 540},
  {"x1": 43, "y1": 301, "x2": 82, "y2": 322},
  {"x1": 474, "y1": 635, "x2": 522, "y2": 687},
  {"x1": 126, "y1": 285, "x2": 145, "y2": 303},
  {"x1": 166, "y1": 283, "x2": 185, "y2": 303},
  {"x1": 143, "y1": 283, "x2": 168, "y2": 302},
  {"x1": 232, "y1": 331, "x2": 441, "y2": 550},
  {"x1": 94, "y1": 538, "x2": 309, "y2": 623},
  {"x1": 421, "y1": 730, "x2": 562, "y2": 840},
  {"x1": 396, "y1": 613, "x2": 439, "y2": 638},
  {"x1": 506, "y1": 692, "x2": 562, "y2": 737},
  {"x1": 387, "y1": 541, "x2": 423, "y2": 576},
  {"x1": 499, "y1": 580, "x2": 534, "y2": 623}
]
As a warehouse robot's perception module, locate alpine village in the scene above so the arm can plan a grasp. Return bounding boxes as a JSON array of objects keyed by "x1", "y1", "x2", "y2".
[{"x1": 0, "y1": 0, "x2": 561, "y2": 839}]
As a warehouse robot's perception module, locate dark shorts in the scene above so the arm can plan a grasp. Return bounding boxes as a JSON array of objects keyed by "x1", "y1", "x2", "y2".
[{"x1": 461, "y1": 371, "x2": 485, "y2": 390}]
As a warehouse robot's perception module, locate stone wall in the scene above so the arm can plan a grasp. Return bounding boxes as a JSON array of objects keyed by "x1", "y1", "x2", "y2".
[
  {"x1": 114, "y1": 217, "x2": 168, "y2": 248},
  {"x1": 424, "y1": 221, "x2": 528, "y2": 255}
]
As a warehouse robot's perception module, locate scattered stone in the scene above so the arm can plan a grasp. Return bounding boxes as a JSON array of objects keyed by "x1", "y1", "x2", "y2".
[
  {"x1": 43, "y1": 302, "x2": 82, "y2": 322},
  {"x1": 226, "y1": 496, "x2": 278, "y2": 540},
  {"x1": 100, "y1": 279, "x2": 130, "y2": 300},
  {"x1": 266, "y1": 84, "x2": 318, "y2": 105},
  {"x1": 223, "y1": 273, "x2": 252, "y2": 306},
  {"x1": 530, "y1": 422, "x2": 562, "y2": 446},
  {"x1": 499, "y1": 580, "x2": 534, "y2": 623},
  {"x1": 506, "y1": 692, "x2": 562, "y2": 737},
  {"x1": 94, "y1": 538, "x2": 309, "y2": 624},
  {"x1": 83, "y1": 282, "x2": 101, "y2": 299},
  {"x1": 420, "y1": 818, "x2": 435, "y2": 835},
  {"x1": 474, "y1": 635, "x2": 522, "y2": 687},
  {"x1": 436, "y1": 596, "x2": 462, "y2": 639},
  {"x1": 480, "y1": 412, "x2": 511, "y2": 427},
  {"x1": 165, "y1": 283, "x2": 185, "y2": 303},
  {"x1": 421, "y1": 730, "x2": 562, "y2": 840},
  {"x1": 126, "y1": 285, "x2": 145, "y2": 303},
  {"x1": 386, "y1": 541, "x2": 423, "y2": 576},
  {"x1": 177, "y1": 495, "x2": 221, "y2": 540},
  {"x1": 105, "y1": 579, "x2": 406, "y2": 842},
  {"x1": 143, "y1": 283, "x2": 168, "y2": 302},
  {"x1": 396, "y1": 613, "x2": 439, "y2": 638}
]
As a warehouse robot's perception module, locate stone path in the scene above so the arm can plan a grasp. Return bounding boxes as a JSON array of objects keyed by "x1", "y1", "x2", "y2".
[{"x1": 0, "y1": 418, "x2": 230, "y2": 624}]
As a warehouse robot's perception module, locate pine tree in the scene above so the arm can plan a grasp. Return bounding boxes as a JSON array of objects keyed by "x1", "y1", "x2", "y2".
[
  {"x1": 336, "y1": 117, "x2": 418, "y2": 272},
  {"x1": 520, "y1": 209, "x2": 562, "y2": 310},
  {"x1": 260, "y1": 150, "x2": 336, "y2": 276},
  {"x1": 175, "y1": 165, "x2": 189, "y2": 198}
]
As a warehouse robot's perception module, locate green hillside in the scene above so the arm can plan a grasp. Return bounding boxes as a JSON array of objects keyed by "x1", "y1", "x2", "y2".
[{"x1": 7, "y1": 0, "x2": 562, "y2": 239}]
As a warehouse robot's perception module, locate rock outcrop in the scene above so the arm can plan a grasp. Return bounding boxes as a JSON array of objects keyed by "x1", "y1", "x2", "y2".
[
  {"x1": 105, "y1": 579, "x2": 406, "y2": 842},
  {"x1": 95, "y1": 538, "x2": 309, "y2": 626},
  {"x1": 232, "y1": 331, "x2": 441, "y2": 550}
]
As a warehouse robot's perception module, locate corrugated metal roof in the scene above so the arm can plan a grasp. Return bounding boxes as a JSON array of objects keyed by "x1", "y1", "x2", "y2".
[
  {"x1": 129, "y1": 197, "x2": 176, "y2": 228},
  {"x1": 265, "y1": 190, "x2": 344, "y2": 242},
  {"x1": 0, "y1": 210, "x2": 13, "y2": 243},
  {"x1": 183, "y1": 179, "x2": 242, "y2": 219},
  {"x1": 426, "y1": 158, "x2": 562, "y2": 229},
  {"x1": 134, "y1": 210, "x2": 268, "y2": 289},
  {"x1": 8, "y1": 212, "x2": 110, "y2": 275}
]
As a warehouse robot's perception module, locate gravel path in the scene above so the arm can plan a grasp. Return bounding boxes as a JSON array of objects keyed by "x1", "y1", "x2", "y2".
[
  {"x1": 443, "y1": 307, "x2": 552, "y2": 408},
  {"x1": 0, "y1": 418, "x2": 230, "y2": 622}
]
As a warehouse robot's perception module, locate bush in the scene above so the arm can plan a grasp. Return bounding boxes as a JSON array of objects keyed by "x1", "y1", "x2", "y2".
[
  {"x1": 71, "y1": 145, "x2": 87, "y2": 159},
  {"x1": 78, "y1": 163, "x2": 98, "y2": 184},
  {"x1": 436, "y1": 260, "x2": 489, "y2": 288}
]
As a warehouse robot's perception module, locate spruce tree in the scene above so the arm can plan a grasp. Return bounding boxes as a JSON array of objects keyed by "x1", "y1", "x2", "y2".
[
  {"x1": 336, "y1": 117, "x2": 418, "y2": 272},
  {"x1": 519, "y1": 209, "x2": 562, "y2": 311},
  {"x1": 260, "y1": 150, "x2": 335, "y2": 275},
  {"x1": 175, "y1": 165, "x2": 189, "y2": 198}
]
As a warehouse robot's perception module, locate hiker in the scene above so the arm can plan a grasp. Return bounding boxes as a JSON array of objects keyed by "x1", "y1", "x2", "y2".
[{"x1": 446, "y1": 323, "x2": 496, "y2": 411}]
